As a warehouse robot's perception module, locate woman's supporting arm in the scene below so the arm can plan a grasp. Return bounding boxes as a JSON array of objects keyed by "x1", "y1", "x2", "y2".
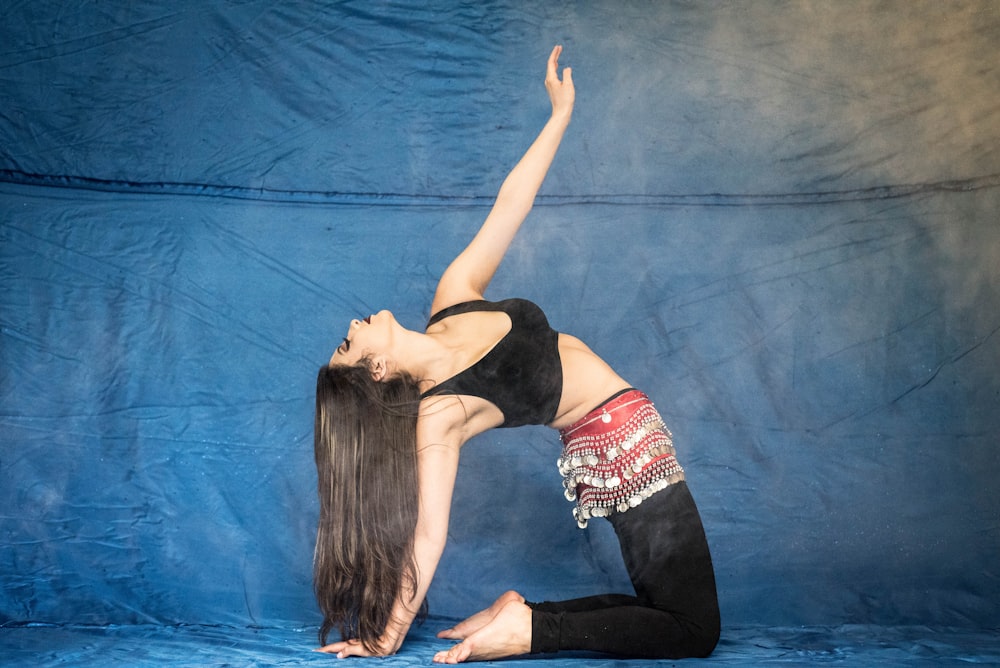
[
  {"x1": 316, "y1": 408, "x2": 464, "y2": 658},
  {"x1": 431, "y1": 45, "x2": 575, "y2": 315}
]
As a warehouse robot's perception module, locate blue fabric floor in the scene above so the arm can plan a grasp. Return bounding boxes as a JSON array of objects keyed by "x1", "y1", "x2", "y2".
[{"x1": 3, "y1": 623, "x2": 999, "y2": 667}]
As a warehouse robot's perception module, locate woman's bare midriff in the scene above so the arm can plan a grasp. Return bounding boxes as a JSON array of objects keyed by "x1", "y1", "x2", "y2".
[{"x1": 549, "y1": 333, "x2": 632, "y2": 430}]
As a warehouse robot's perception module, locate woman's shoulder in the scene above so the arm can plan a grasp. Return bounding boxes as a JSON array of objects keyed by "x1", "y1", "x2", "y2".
[
  {"x1": 428, "y1": 281, "x2": 486, "y2": 324},
  {"x1": 427, "y1": 297, "x2": 548, "y2": 328},
  {"x1": 426, "y1": 299, "x2": 492, "y2": 327}
]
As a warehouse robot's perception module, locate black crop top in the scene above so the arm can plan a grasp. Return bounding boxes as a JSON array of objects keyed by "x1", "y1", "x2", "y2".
[{"x1": 421, "y1": 299, "x2": 563, "y2": 428}]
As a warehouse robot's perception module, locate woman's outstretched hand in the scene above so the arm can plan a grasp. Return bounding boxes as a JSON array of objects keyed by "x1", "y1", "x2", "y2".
[{"x1": 546, "y1": 45, "x2": 574, "y2": 120}]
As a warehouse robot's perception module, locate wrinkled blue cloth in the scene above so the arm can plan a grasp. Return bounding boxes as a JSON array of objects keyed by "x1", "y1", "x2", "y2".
[
  {"x1": 1, "y1": 1, "x2": 998, "y2": 664},
  {"x1": 2, "y1": 623, "x2": 998, "y2": 667}
]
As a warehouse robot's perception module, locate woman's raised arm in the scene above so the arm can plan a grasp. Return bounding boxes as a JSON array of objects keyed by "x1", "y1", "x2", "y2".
[{"x1": 430, "y1": 45, "x2": 575, "y2": 315}]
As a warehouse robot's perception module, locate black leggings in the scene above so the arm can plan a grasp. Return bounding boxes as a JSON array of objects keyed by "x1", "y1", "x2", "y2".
[{"x1": 528, "y1": 481, "x2": 720, "y2": 659}]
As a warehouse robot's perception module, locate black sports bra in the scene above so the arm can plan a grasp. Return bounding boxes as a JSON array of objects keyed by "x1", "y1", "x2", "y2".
[{"x1": 421, "y1": 299, "x2": 563, "y2": 428}]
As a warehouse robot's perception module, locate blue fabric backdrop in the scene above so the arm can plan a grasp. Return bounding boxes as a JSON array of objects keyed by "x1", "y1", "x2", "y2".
[{"x1": 2, "y1": 2, "x2": 998, "y2": 665}]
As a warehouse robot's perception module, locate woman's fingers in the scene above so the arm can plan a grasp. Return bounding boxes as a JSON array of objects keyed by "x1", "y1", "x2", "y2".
[
  {"x1": 315, "y1": 638, "x2": 373, "y2": 658},
  {"x1": 547, "y1": 44, "x2": 563, "y2": 80}
]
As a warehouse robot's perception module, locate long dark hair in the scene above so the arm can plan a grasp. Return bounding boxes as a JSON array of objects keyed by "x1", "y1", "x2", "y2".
[{"x1": 313, "y1": 360, "x2": 426, "y2": 651}]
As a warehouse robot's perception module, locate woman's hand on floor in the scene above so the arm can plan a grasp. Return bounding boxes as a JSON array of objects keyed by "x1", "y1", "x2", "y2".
[{"x1": 315, "y1": 632, "x2": 400, "y2": 658}]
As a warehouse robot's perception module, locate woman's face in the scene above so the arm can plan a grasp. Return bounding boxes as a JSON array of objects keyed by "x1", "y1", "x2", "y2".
[{"x1": 328, "y1": 309, "x2": 397, "y2": 367}]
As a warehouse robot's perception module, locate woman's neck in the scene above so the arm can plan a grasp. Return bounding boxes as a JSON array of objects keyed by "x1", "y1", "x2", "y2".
[{"x1": 391, "y1": 328, "x2": 454, "y2": 389}]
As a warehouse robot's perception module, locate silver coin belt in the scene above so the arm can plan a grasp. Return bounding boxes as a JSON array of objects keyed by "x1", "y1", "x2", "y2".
[{"x1": 557, "y1": 401, "x2": 685, "y2": 529}]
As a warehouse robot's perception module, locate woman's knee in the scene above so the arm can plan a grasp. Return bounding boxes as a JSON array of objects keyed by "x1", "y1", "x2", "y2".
[{"x1": 685, "y1": 610, "x2": 720, "y2": 658}]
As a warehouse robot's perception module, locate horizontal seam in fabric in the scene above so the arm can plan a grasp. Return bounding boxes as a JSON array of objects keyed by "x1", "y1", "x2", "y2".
[{"x1": 2, "y1": 169, "x2": 999, "y2": 207}]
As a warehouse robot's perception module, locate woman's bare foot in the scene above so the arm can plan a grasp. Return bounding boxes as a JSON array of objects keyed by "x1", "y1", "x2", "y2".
[
  {"x1": 433, "y1": 598, "x2": 532, "y2": 664},
  {"x1": 437, "y1": 590, "x2": 525, "y2": 640}
]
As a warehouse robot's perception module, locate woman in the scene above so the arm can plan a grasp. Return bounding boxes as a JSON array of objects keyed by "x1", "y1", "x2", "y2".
[{"x1": 314, "y1": 46, "x2": 720, "y2": 663}]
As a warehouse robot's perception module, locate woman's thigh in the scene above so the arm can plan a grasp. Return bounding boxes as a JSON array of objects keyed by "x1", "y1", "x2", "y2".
[{"x1": 608, "y1": 481, "x2": 719, "y2": 621}]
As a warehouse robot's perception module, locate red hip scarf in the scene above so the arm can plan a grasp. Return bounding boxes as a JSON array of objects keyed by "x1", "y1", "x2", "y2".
[{"x1": 558, "y1": 389, "x2": 685, "y2": 528}]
